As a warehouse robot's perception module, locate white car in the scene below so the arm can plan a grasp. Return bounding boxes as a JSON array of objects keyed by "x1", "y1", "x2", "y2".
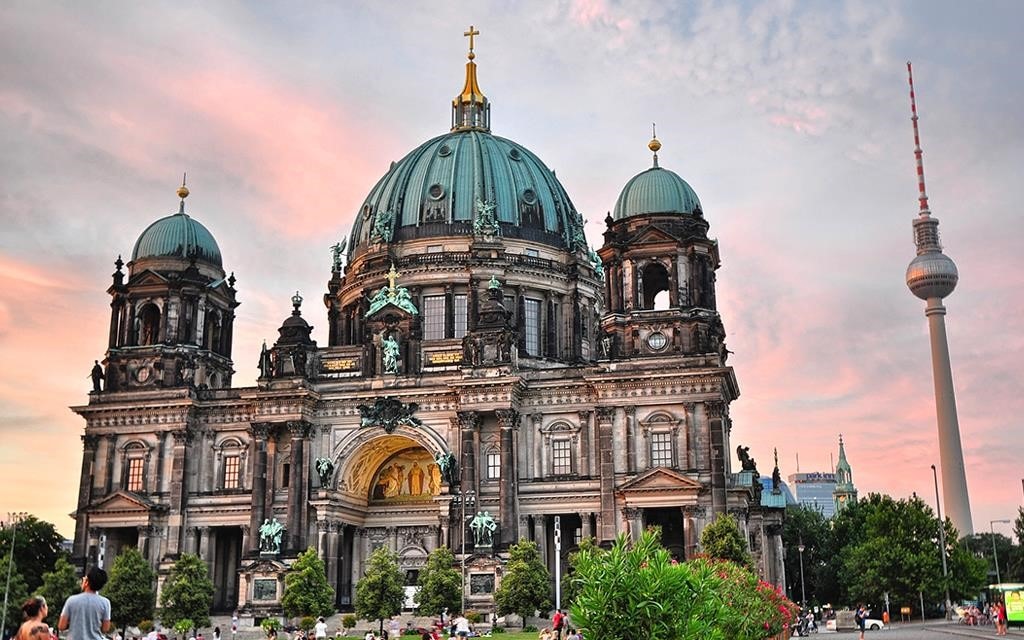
[{"x1": 824, "y1": 617, "x2": 885, "y2": 631}]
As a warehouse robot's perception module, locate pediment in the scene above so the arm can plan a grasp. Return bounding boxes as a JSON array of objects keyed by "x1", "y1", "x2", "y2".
[
  {"x1": 366, "y1": 301, "x2": 415, "y2": 321},
  {"x1": 618, "y1": 467, "x2": 704, "y2": 493},
  {"x1": 89, "y1": 490, "x2": 160, "y2": 513},
  {"x1": 626, "y1": 225, "x2": 678, "y2": 246},
  {"x1": 127, "y1": 270, "x2": 169, "y2": 287}
]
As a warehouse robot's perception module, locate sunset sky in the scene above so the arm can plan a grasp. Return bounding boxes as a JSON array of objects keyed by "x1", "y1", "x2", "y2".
[{"x1": 1, "y1": 1, "x2": 1021, "y2": 539}]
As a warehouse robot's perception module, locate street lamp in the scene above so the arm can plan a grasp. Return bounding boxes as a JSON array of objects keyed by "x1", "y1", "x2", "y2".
[
  {"x1": 2, "y1": 512, "x2": 28, "y2": 634},
  {"x1": 797, "y1": 537, "x2": 807, "y2": 607},
  {"x1": 990, "y1": 519, "x2": 1011, "y2": 585},
  {"x1": 931, "y1": 465, "x2": 951, "y2": 618}
]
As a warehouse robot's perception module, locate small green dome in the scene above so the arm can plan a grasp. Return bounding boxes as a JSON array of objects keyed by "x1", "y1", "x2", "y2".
[
  {"x1": 349, "y1": 130, "x2": 585, "y2": 254},
  {"x1": 613, "y1": 166, "x2": 702, "y2": 220},
  {"x1": 132, "y1": 211, "x2": 223, "y2": 268}
]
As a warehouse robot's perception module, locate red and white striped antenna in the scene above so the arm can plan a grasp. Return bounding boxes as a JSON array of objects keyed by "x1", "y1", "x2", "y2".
[{"x1": 907, "y1": 61, "x2": 930, "y2": 215}]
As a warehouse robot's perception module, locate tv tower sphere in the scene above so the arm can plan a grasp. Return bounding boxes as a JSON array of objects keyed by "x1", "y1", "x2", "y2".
[{"x1": 906, "y1": 246, "x2": 958, "y2": 300}]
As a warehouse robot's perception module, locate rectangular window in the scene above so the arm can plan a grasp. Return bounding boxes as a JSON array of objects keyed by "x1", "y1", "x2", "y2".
[
  {"x1": 552, "y1": 439, "x2": 572, "y2": 475},
  {"x1": 454, "y1": 294, "x2": 468, "y2": 339},
  {"x1": 223, "y1": 455, "x2": 240, "y2": 489},
  {"x1": 651, "y1": 432, "x2": 673, "y2": 467},
  {"x1": 282, "y1": 463, "x2": 290, "y2": 488},
  {"x1": 524, "y1": 298, "x2": 541, "y2": 356},
  {"x1": 126, "y1": 458, "x2": 144, "y2": 492},
  {"x1": 423, "y1": 296, "x2": 445, "y2": 340},
  {"x1": 486, "y1": 452, "x2": 501, "y2": 480}
]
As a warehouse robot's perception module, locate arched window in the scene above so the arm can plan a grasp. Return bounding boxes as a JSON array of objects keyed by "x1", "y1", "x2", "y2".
[
  {"x1": 641, "y1": 263, "x2": 671, "y2": 310},
  {"x1": 138, "y1": 304, "x2": 161, "y2": 345}
]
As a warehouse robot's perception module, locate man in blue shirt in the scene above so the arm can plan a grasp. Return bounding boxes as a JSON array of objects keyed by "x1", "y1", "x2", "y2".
[{"x1": 59, "y1": 567, "x2": 111, "y2": 640}]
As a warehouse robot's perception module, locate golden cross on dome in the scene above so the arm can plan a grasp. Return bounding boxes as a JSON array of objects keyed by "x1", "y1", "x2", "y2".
[
  {"x1": 464, "y1": 25, "x2": 480, "y2": 57},
  {"x1": 386, "y1": 263, "x2": 400, "y2": 292}
]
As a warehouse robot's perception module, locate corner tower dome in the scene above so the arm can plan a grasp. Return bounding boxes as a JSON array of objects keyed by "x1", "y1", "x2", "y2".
[
  {"x1": 613, "y1": 133, "x2": 702, "y2": 220},
  {"x1": 347, "y1": 27, "x2": 586, "y2": 258},
  {"x1": 131, "y1": 180, "x2": 223, "y2": 269}
]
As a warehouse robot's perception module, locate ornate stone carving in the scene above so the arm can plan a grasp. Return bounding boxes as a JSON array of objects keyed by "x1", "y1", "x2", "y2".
[
  {"x1": 287, "y1": 420, "x2": 314, "y2": 439},
  {"x1": 495, "y1": 409, "x2": 519, "y2": 430},
  {"x1": 456, "y1": 410, "x2": 480, "y2": 431},
  {"x1": 81, "y1": 434, "x2": 101, "y2": 449},
  {"x1": 595, "y1": 406, "x2": 615, "y2": 422},
  {"x1": 358, "y1": 397, "x2": 422, "y2": 434},
  {"x1": 314, "y1": 457, "x2": 335, "y2": 487},
  {"x1": 621, "y1": 506, "x2": 641, "y2": 520}
]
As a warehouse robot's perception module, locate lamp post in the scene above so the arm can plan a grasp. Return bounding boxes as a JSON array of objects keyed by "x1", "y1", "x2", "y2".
[
  {"x1": 2, "y1": 512, "x2": 28, "y2": 635},
  {"x1": 797, "y1": 537, "x2": 807, "y2": 607},
  {"x1": 931, "y1": 465, "x2": 951, "y2": 618},
  {"x1": 990, "y1": 519, "x2": 1011, "y2": 585}
]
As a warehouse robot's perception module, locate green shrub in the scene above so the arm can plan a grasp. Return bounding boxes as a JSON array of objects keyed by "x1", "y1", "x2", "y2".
[
  {"x1": 491, "y1": 626, "x2": 505, "y2": 633},
  {"x1": 402, "y1": 630, "x2": 419, "y2": 636},
  {"x1": 139, "y1": 620, "x2": 155, "y2": 633},
  {"x1": 300, "y1": 616, "x2": 316, "y2": 632},
  {"x1": 260, "y1": 618, "x2": 281, "y2": 635},
  {"x1": 523, "y1": 626, "x2": 538, "y2": 633},
  {"x1": 173, "y1": 619, "x2": 195, "y2": 639},
  {"x1": 341, "y1": 615, "x2": 357, "y2": 630},
  {"x1": 465, "y1": 610, "x2": 482, "y2": 624}
]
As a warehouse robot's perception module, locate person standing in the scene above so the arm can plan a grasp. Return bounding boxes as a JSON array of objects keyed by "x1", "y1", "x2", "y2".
[
  {"x1": 16, "y1": 596, "x2": 50, "y2": 640},
  {"x1": 314, "y1": 618, "x2": 328, "y2": 640},
  {"x1": 58, "y1": 567, "x2": 111, "y2": 640},
  {"x1": 551, "y1": 610, "x2": 564, "y2": 640},
  {"x1": 854, "y1": 604, "x2": 867, "y2": 640},
  {"x1": 453, "y1": 614, "x2": 470, "y2": 639}
]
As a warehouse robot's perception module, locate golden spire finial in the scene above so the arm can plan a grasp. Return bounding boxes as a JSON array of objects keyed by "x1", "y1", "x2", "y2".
[
  {"x1": 464, "y1": 25, "x2": 480, "y2": 60},
  {"x1": 177, "y1": 172, "x2": 190, "y2": 200},
  {"x1": 386, "y1": 263, "x2": 400, "y2": 293},
  {"x1": 648, "y1": 123, "x2": 661, "y2": 167}
]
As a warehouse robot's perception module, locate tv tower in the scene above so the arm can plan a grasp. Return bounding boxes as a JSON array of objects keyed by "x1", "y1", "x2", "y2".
[{"x1": 904, "y1": 62, "x2": 973, "y2": 536}]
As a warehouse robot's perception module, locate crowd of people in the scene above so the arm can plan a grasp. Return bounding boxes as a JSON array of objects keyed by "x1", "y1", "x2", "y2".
[{"x1": 957, "y1": 601, "x2": 1010, "y2": 635}]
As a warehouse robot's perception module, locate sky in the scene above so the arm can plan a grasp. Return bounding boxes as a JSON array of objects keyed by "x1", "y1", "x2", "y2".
[{"x1": 1, "y1": 0, "x2": 1021, "y2": 540}]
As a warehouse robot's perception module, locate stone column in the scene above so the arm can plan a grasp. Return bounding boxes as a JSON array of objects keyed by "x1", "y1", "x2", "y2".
[
  {"x1": 166, "y1": 428, "x2": 192, "y2": 557},
  {"x1": 532, "y1": 515, "x2": 547, "y2": 568},
  {"x1": 496, "y1": 409, "x2": 519, "y2": 546},
  {"x1": 581, "y1": 513, "x2": 593, "y2": 540},
  {"x1": 596, "y1": 407, "x2": 616, "y2": 543},
  {"x1": 682, "y1": 506, "x2": 704, "y2": 559},
  {"x1": 73, "y1": 435, "x2": 100, "y2": 559},
  {"x1": 198, "y1": 526, "x2": 212, "y2": 574},
  {"x1": 136, "y1": 525, "x2": 151, "y2": 564},
  {"x1": 104, "y1": 434, "x2": 117, "y2": 494},
  {"x1": 248, "y1": 423, "x2": 271, "y2": 553},
  {"x1": 350, "y1": 529, "x2": 365, "y2": 594},
  {"x1": 317, "y1": 520, "x2": 330, "y2": 562},
  {"x1": 706, "y1": 402, "x2": 728, "y2": 516},
  {"x1": 622, "y1": 507, "x2": 642, "y2": 540},
  {"x1": 612, "y1": 407, "x2": 627, "y2": 472},
  {"x1": 326, "y1": 523, "x2": 341, "y2": 598},
  {"x1": 240, "y1": 524, "x2": 251, "y2": 558},
  {"x1": 457, "y1": 411, "x2": 480, "y2": 496},
  {"x1": 286, "y1": 421, "x2": 311, "y2": 552},
  {"x1": 531, "y1": 413, "x2": 543, "y2": 479},
  {"x1": 629, "y1": 406, "x2": 645, "y2": 471},
  {"x1": 518, "y1": 515, "x2": 530, "y2": 541},
  {"x1": 578, "y1": 411, "x2": 591, "y2": 477},
  {"x1": 682, "y1": 403, "x2": 695, "y2": 470}
]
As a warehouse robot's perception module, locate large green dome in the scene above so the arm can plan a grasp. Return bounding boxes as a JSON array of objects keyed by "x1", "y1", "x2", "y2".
[
  {"x1": 132, "y1": 211, "x2": 223, "y2": 268},
  {"x1": 348, "y1": 129, "x2": 585, "y2": 255},
  {"x1": 613, "y1": 166, "x2": 702, "y2": 220}
]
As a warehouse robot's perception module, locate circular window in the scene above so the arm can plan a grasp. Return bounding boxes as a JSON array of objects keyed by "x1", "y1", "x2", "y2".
[
  {"x1": 522, "y1": 188, "x2": 537, "y2": 205},
  {"x1": 646, "y1": 332, "x2": 668, "y2": 351},
  {"x1": 508, "y1": 148, "x2": 521, "y2": 161},
  {"x1": 428, "y1": 184, "x2": 445, "y2": 200},
  {"x1": 438, "y1": 144, "x2": 452, "y2": 157}
]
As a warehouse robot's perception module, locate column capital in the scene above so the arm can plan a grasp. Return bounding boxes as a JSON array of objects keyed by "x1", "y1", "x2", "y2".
[
  {"x1": 495, "y1": 409, "x2": 520, "y2": 430},
  {"x1": 622, "y1": 506, "x2": 641, "y2": 520},
  {"x1": 287, "y1": 420, "x2": 314, "y2": 439},
  {"x1": 171, "y1": 429, "x2": 193, "y2": 445},
  {"x1": 705, "y1": 401, "x2": 726, "y2": 419},
  {"x1": 82, "y1": 434, "x2": 101, "y2": 449},
  {"x1": 249, "y1": 422, "x2": 274, "y2": 439},
  {"x1": 456, "y1": 410, "x2": 480, "y2": 431},
  {"x1": 595, "y1": 406, "x2": 615, "y2": 423},
  {"x1": 577, "y1": 410, "x2": 592, "y2": 423}
]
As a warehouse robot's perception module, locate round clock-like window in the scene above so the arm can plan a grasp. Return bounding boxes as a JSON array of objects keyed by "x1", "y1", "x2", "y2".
[
  {"x1": 647, "y1": 332, "x2": 668, "y2": 351},
  {"x1": 135, "y1": 365, "x2": 151, "y2": 383}
]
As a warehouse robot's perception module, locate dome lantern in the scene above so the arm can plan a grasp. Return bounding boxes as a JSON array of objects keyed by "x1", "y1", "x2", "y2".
[
  {"x1": 452, "y1": 25, "x2": 490, "y2": 132},
  {"x1": 612, "y1": 135, "x2": 702, "y2": 220},
  {"x1": 131, "y1": 179, "x2": 223, "y2": 270}
]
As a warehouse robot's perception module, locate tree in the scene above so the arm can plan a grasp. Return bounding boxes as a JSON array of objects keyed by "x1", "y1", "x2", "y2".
[
  {"x1": 1008, "y1": 507, "x2": 1024, "y2": 582},
  {"x1": 159, "y1": 554, "x2": 214, "y2": 631},
  {"x1": 700, "y1": 513, "x2": 752, "y2": 568},
  {"x1": 282, "y1": 547, "x2": 335, "y2": 618},
  {"x1": 494, "y1": 540, "x2": 551, "y2": 621},
  {"x1": 781, "y1": 505, "x2": 831, "y2": 606},
  {"x1": 39, "y1": 556, "x2": 80, "y2": 626},
  {"x1": 0, "y1": 553, "x2": 30, "y2": 636},
  {"x1": 354, "y1": 546, "x2": 404, "y2": 636},
  {"x1": 106, "y1": 548, "x2": 156, "y2": 633},
  {"x1": 415, "y1": 546, "x2": 461, "y2": 617},
  {"x1": 0, "y1": 516, "x2": 66, "y2": 592},
  {"x1": 964, "y1": 532, "x2": 1014, "y2": 584},
  {"x1": 836, "y1": 493, "x2": 985, "y2": 611}
]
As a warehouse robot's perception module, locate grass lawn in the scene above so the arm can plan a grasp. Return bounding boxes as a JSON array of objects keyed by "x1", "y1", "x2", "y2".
[{"x1": 480, "y1": 635, "x2": 537, "y2": 640}]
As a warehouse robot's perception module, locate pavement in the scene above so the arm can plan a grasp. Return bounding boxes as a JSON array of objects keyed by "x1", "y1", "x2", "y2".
[{"x1": 807, "y1": 621, "x2": 1023, "y2": 638}]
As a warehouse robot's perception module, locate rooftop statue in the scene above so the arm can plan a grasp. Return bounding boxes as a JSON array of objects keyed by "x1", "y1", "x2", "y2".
[
  {"x1": 366, "y1": 264, "x2": 419, "y2": 317},
  {"x1": 473, "y1": 198, "x2": 500, "y2": 237}
]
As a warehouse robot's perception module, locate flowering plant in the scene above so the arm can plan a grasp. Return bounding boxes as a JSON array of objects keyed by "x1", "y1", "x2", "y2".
[{"x1": 569, "y1": 529, "x2": 798, "y2": 640}]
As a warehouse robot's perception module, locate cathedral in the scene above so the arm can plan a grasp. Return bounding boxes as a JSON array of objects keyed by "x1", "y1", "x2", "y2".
[{"x1": 71, "y1": 30, "x2": 784, "y2": 618}]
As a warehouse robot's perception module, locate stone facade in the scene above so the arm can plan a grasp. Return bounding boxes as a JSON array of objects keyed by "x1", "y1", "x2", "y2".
[{"x1": 70, "y1": 41, "x2": 784, "y2": 614}]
